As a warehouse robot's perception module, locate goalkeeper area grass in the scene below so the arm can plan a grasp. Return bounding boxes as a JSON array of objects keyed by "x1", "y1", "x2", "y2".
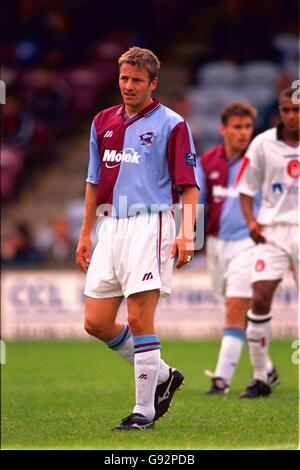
[{"x1": 1, "y1": 339, "x2": 299, "y2": 450}]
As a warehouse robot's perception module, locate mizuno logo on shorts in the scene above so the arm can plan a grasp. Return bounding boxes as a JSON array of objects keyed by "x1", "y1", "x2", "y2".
[
  {"x1": 142, "y1": 272, "x2": 153, "y2": 281},
  {"x1": 103, "y1": 148, "x2": 141, "y2": 168}
]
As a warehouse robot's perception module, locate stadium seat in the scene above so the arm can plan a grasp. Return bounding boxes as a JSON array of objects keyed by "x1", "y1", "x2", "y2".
[
  {"x1": 186, "y1": 87, "x2": 249, "y2": 116},
  {"x1": 197, "y1": 61, "x2": 241, "y2": 88},
  {"x1": 243, "y1": 85, "x2": 276, "y2": 111},
  {"x1": 273, "y1": 34, "x2": 299, "y2": 61},
  {"x1": 242, "y1": 61, "x2": 279, "y2": 88}
]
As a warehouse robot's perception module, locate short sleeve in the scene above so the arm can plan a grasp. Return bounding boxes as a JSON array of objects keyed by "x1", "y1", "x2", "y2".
[
  {"x1": 236, "y1": 136, "x2": 264, "y2": 196},
  {"x1": 167, "y1": 121, "x2": 201, "y2": 192},
  {"x1": 86, "y1": 121, "x2": 101, "y2": 184}
]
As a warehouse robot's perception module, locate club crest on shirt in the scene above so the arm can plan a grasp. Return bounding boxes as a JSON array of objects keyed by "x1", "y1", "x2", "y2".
[
  {"x1": 287, "y1": 159, "x2": 300, "y2": 179},
  {"x1": 185, "y1": 153, "x2": 197, "y2": 167},
  {"x1": 139, "y1": 132, "x2": 154, "y2": 145}
]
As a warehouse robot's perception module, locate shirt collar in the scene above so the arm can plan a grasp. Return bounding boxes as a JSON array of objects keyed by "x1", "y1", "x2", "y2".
[
  {"x1": 220, "y1": 143, "x2": 243, "y2": 166},
  {"x1": 117, "y1": 98, "x2": 161, "y2": 118}
]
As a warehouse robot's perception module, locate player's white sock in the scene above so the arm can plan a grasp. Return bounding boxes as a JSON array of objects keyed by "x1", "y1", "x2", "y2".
[
  {"x1": 157, "y1": 358, "x2": 170, "y2": 384},
  {"x1": 266, "y1": 355, "x2": 274, "y2": 374},
  {"x1": 214, "y1": 328, "x2": 245, "y2": 384},
  {"x1": 106, "y1": 324, "x2": 133, "y2": 362},
  {"x1": 106, "y1": 325, "x2": 169, "y2": 384},
  {"x1": 132, "y1": 335, "x2": 161, "y2": 420},
  {"x1": 246, "y1": 310, "x2": 272, "y2": 383}
]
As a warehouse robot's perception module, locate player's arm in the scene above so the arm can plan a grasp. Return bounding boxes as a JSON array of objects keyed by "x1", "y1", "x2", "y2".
[
  {"x1": 167, "y1": 120, "x2": 200, "y2": 268},
  {"x1": 76, "y1": 183, "x2": 98, "y2": 272},
  {"x1": 76, "y1": 120, "x2": 101, "y2": 272},
  {"x1": 236, "y1": 137, "x2": 265, "y2": 244},
  {"x1": 197, "y1": 159, "x2": 207, "y2": 205},
  {"x1": 172, "y1": 185, "x2": 199, "y2": 269},
  {"x1": 239, "y1": 193, "x2": 265, "y2": 244}
]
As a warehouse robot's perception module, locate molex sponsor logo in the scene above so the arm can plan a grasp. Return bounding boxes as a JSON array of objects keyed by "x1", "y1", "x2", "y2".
[
  {"x1": 212, "y1": 184, "x2": 238, "y2": 201},
  {"x1": 103, "y1": 148, "x2": 142, "y2": 168}
]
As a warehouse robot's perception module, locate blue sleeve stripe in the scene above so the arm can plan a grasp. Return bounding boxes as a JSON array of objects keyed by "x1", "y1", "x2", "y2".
[{"x1": 86, "y1": 121, "x2": 101, "y2": 184}]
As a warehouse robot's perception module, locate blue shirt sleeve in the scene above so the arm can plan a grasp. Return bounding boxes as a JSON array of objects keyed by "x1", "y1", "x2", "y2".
[
  {"x1": 197, "y1": 160, "x2": 207, "y2": 204},
  {"x1": 86, "y1": 121, "x2": 101, "y2": 184}
]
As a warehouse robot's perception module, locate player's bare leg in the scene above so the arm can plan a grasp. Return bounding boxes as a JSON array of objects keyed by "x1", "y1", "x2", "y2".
[
  {"x1": 111, "y1": 289, "x2": 160, "y2": 430},
  {"x1": 126, "y1": 289, "x2": 161, "y2": 423},
  {"x1": 112, "y1": 289, "x2": 184, "y2": 430},
  {"x1": 84, "y1": 296, "x2": 136, "y2": 363},
  {"x1": 85, "y1": 294, "x2": 172, "y2": 378},
  {"x1": 84, "y1": 292, "x2": 179, "y2": 430},
  {"x1": 251, "y1": 280, "x2": 280, "y2": 315},
  {"x1": 207, "y1": 296, "x2": 278, "y2": 394},
  {"x1": 240, "y1": 279, "x2": 281, "y2": 398},
  {"x1": 226, "y1": 298, "x2": 248, "y2": 330},
  {"x1": 85, "y1": 296, "x2": 124, "y2": 341},
  {"x1": 127, "y1": 289, "x2": 159, "y2": 335}
]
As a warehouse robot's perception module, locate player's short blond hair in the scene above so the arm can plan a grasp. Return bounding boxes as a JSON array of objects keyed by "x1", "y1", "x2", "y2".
[
  {"x1": 221, "y1": 101, "x2": 257, "y2": 125},
  {"x1": 118, "y1": 47, "x2": 161, "y2": 81}
]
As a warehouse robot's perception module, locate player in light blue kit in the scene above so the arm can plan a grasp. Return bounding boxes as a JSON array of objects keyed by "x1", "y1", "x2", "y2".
[{"x1": 76, "y1": 47, "x2": 200, "y2": 430}]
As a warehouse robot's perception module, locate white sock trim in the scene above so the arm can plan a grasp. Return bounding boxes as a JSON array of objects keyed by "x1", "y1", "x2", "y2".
[{"x1": 247, "y1": 310, "x2": 272, "y2": 322}]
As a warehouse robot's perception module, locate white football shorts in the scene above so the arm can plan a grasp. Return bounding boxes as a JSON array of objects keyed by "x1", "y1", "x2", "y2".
[
  {"x1": 84, "y1": 211, "x2": 176, "y2": 299},
  {"x1": 206, "y1": 235, "x2": 255, "y2": 299},
  {"x1": 252, "y1": 224, "x2": 299, "y2": 286}
]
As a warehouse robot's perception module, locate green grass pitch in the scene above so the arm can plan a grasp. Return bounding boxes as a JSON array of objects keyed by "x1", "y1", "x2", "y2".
[{"x1": 1, "y1": 339, "x2": 299, "y2": 450}]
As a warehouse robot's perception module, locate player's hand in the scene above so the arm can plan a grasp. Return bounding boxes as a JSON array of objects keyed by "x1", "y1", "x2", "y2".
[
  {"x1": 248, "y1": 219, "x2": 266, "y2": 244},
  {"x1": 171, "y1": 236, "x2": 194, "y2": 269},
  {"x1": 76, "y1": 236, "x2": 92, "y2": 272}
]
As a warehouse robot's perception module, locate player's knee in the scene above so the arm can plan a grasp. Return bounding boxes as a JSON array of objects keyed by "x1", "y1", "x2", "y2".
[
  {"x1": 84, "y1": 320, "x2": 98, "y2": 337},
  {"x1": 252, "y1": 288, "x2": 271, "y2": 315},
  {"x1": 225, "y1": 299, "x2": 248, "y2": 329},
  {"x1": 84, "y1": 319, "x2": 106, "y2": 339},
  {"x1": 127, "y1": 313, "x2": 145, "y2": 336},
  {"x1": 225, "y1": 310, "x2": 245, "y2": 330}
]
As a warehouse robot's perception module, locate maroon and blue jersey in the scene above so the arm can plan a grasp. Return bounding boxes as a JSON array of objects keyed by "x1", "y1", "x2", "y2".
[
  {"x1": 86, "y1": 98, "x2": 200, "y2": 217},
  {"x1": 198, "y1": 143, "x2": 260, "y2": 240}
]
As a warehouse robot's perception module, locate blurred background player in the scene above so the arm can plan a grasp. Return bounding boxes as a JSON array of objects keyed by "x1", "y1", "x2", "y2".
[
  {"x1": 198, "y1": 101, "x2": 278, "y2": 394},
  {"x1": 237, "y1": 86, "x2": 299, "y2": 398},
  {"x1": 76, "y1": 47, "x2": 200, "y2": 430}
]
